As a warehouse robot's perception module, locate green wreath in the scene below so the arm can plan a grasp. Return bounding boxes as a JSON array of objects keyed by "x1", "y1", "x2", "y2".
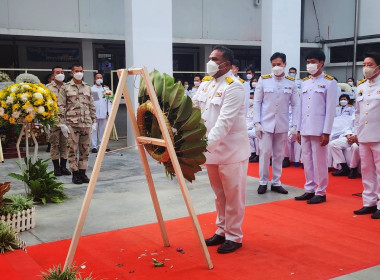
[{"x1": 137, "y1": 70, "x2": 207, "y2": 182}]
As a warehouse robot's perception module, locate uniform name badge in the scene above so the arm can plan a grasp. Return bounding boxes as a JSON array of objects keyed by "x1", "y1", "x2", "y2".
[{"x1": 91, "y1": 91, "x2": 100, "y2": 101}]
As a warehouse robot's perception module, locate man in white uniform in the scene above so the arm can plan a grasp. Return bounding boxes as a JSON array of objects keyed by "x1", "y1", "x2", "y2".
[
  {"x1": 91, "y1": 73, "x2": 112, "y2": 153},
  {"x1": 253, "y1": 52, "x2": 299, "y2": 195},
  {"x1": 353, "y1": 52, "x2": 380, "y2": 219},
  {"x1": 193, "y1": 46, "x2": 250, "y2": 253},
  {"x1": 190, "y1": 74, "x2": 202, "y2": 98},
  {"x1": 246, "y1": 92, "x2": 259, "y2": 162},
  {"x1": 295, "y1": 49, "x2": 337, "y2": 204}
]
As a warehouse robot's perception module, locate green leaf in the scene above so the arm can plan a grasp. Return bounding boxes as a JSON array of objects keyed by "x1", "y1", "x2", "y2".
[
  {"x1": 177, "y1": 140, "x2": 207, "y2": 155},
  {"x1": 41, "y1": 197, "x2": 46, "y2": 205},
  {"x1": 174, "y1": 95, "x2": 193, "y2": 125},
  {"x1": 179, "y1": 154, "x2": 206, "y2": 166},
  {"x1": 8, "y1": 173, "x2": 27, "y2": 183},
  {"x1": 168, "y1": 82, "x2": 184, "y2": 111},
  {"x1": 162, "y1": 73, "x2": 175, "y2": 105},
  {"x1": 177, "y1": 123, "x2": 207, "y2": 142},
  {"x1": 178, "y1": 108, "x2": 201, "y2": 131},
  {"x1": 152, "y1": 70, "x2": 163, "y2": 97}
]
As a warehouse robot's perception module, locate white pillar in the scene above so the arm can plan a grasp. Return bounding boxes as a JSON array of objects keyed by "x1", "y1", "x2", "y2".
[
  {"x1": 261, "y1": 0, "x2": 301, "y2": 76},
  {"x1": 125, "y1": 0, "x2": 173, "y2": 145},
  {"x1": 81, "y1": 39, "x2": 94, "y2": 84}
]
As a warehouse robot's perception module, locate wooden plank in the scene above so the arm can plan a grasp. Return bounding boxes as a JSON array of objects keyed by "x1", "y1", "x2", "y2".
[
  {"x1": 64, "y1": 69, "x2": 130, "y2": 270},
  {"x1": 136, "y1": 136, "x2": 167, "y2": 147},
  {"x1": 142, "y1": 67, "x2": 213, "y2": 269},
  {"x1": 117, "y1": 69, "x2": 170, "y2": 247}
]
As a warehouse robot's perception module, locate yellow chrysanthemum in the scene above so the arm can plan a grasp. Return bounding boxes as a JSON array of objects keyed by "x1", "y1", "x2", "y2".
[
  {"x1": 12, "y1": 104, "x2": 20, "y2": 110},
  {"x1": 2, "y1": 113, "x2": 9, "y2": 120},
  {"x1": 9, "y1": 117, "x2": 15, "y2": 124},
  {"x1": 25, "y1": 114, "x2": 33, "y2": 122},
  {"x1": 1, "y1": 101, "x2": 6, "y2": 108}
]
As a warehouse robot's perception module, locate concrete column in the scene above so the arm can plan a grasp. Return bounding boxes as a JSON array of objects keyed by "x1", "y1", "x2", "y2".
[
  {"x1": 261, "y1": 0, "x2": 301, "y2": 75},
  {"x1": 81, "y1": 39, "x2": 94, "y2": 84},
  {"x1": 199, "y1": 45, "x2": 213, "y2": 73},
  {"x1": 124, "y1": 0, "x2": 173, "y2": 145}
]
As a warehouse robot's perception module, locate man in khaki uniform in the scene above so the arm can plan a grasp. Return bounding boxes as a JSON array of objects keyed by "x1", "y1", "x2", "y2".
[
  {"x1": 58, "y1": 64, "x2": 97, "y2": 184},
  {"x1": 46, "y1": 66, "x2": 71, "y2": 177}
]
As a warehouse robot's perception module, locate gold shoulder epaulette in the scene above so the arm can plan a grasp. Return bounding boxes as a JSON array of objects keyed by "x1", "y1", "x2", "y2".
[
  {"x1": 225, "y1": 76, "x2": 234, "y2": 85},
  {"x1": 336, "y1": 105, "x2": 340, "y2": 107},
  {"x1": 238, "y1": 77, "x2": 244, "y2": 83},
  {"x1": 261, "y1": 74, "x2": 272, "y2": 79},
  {"x1": 357, "y1": 78, "x2": 367, "y2": 86},
  {"x1": 348, "y1": 104, "x2": 353, "y2": 107},
  {"x1": 303, "y1": 76, "x2": 311, "y2": 82},
  {"x1": 324, "y1": 73, "x2": 334, "y2": 81},
  {"x1": 202, "y1": 76, "x2": 213, "y2": 82},
  {"x1": 285, "y1": 75, "x2": 295, "y2": 81}
]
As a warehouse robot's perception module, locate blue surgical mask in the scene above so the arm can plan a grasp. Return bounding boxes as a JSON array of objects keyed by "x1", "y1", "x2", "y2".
[{"x1": 289, "y1": 73, "x2": 296, "y2": 77}]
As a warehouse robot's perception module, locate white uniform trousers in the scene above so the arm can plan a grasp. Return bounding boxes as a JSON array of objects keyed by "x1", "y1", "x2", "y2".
[
  {"x1": 301, "y1": 135, "x2": 329, "y2": 195},
  {"x1": 359, "y1": 142, "x2": 380, "y2": 209},
  {"x1": 206, "y1": 159, "x2": 248, "y2": 243},
  {"x1": 248, "y1": 129, "x2": 258, "y2": 153},
  {"x1": 284, "y1": 133, "x2": 301, "y2": 161},
  {"x1": 349, "y1": 143, "x2": 360, "y2": 168},
  {"x1": 330, "y1": 137, "x2": 350, "y2": 169},
  {"x1": 259, "y1": 132, "x2": 287, "y2": 186},
  {"x1": 91, "y1": 118, "x2": 107, "y2": 149}
]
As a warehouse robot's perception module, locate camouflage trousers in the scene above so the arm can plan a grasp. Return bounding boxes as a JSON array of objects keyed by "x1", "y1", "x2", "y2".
[
  {"x1": 49, "y1": 127, "x2": 68, "y2": 160},
  {"x1": 67, "y1": 126, "x2": 91, "y2": 172}
]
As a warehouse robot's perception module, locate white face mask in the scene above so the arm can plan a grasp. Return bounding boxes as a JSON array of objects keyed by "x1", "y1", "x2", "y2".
[
  {"x1": 73, "y1": 72, "x2": 84, "y2": 80},
  {"x1": 55, "y1": 73, "x2": 65, "y2": 82},
  {"x1": 184, "y1": 84, "x2": 189, "y2": 90},
  {"x1": 194, "y1": 81, "x2": 200, "y2": 87},
  {"x1": 363, "y1": 66, "x2": 379, "y2": 79},
  {"x1": 347, "y1": 81, "x2": 354, "y2": 87},
  {"x1": 96, "y1": 79, "x2": 103, "y2": 85},
  {"x1": 246, "y1": 74, "x2": 253, "y2": 80},
  {"x1": 206, "y1": 60, "x2": 226, "y2": 77},
  {"x1": 251, "y1": 82, "x2": 257, "y2": 88},
  {"x1": 340, "y1": 100, "x2": 348, "y2": 106},
  {"x1": 272, "y1": 66, "x2": 285, "y2": 76},
  {"x1": 307, "y1": 63, "x2": 319, "y2": 75}
]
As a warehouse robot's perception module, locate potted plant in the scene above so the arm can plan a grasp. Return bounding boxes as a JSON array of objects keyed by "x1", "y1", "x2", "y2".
[
  {"x1": 41, "y1": 263, "x2": 95, "y2": 280},
  {"x1": 0, "y1": 220, "x2": 26, "y2": 254},
  {"x1": 8, "y1": 157, "x2": 68, "y2": 205},
  {"x1": 0, "y1": 181, "x2": 36, "y2": 232}
]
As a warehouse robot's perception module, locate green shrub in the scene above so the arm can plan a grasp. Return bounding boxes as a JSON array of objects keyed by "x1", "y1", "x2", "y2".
[
  {"x1": 0, "y1": 221, "x2": 26, "y2": 254},
  {"x1": 0, "y1": 194, "x2": 34, "y2": 216},
  {"x1": 8, "y1": 157, "x2": 68, "y2": 205},
  {"x1": 40, "y1": 263, "x2": 95, "y2": 280}
]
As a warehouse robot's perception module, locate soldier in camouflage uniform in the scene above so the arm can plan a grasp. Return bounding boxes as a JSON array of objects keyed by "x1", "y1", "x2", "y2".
[
  {"x1": 58, "y1": 64, "x2": 97, "y2": 184},
  {"x1": 46, "y1": 66, "x2": 71, "y2": 176}
]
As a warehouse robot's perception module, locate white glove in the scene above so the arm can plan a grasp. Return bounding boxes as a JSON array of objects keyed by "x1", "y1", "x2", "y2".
[
  {"x1": 45, "y1": 125, "x2": 50, "y2": 134},
  {"x1": 91, "y1": 123, "x2": 97, "y2": 133},
  {"x1": 254, "y1": 123, "x2": 264, "y2": 139},
  {"x1": 60, "y1": 124, "x2": 70, "y2": 138},
  {"x1": 288, "y1": 125, "x2": 297, "y2": 136}
]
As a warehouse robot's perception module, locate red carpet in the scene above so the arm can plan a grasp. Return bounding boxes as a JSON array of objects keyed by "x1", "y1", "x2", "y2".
[{"x1": 1, "y1": 164, "x2": 379, "y2": 280}]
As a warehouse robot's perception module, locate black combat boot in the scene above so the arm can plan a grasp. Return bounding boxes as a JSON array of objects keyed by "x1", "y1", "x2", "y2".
[
  {"x1": 60, "y1": 158, "x2": 71, "y2": 176},
  {"x1": 52, "y1": 159, "x2": 62, "y2": 176},
  {"x1": 332, "y1": 163, "x2": 350, "y2": 176},
  {"x1": 79, "y1": 169, "x2": 90, "y2": 183},
  {"x1": 72, "y1": 171, "x2": 83, "y2": 184}
]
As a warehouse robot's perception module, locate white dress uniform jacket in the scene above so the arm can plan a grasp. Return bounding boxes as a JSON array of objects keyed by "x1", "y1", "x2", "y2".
[
  {"x1": 253, "y1": 74, "x2": 299, "y2": 132},
  {"x1": 335, "y1": 105, "x2": 355, "y2": 117},
  {"x1": 193, "y1": 71, "x2": 250, "y2": 164},
  {"x1": 91, "y1": 85, "x2": 112, "y2": 119},
  {"x1": 298, "y1": 73, "x2": 337, "y2": 135}
]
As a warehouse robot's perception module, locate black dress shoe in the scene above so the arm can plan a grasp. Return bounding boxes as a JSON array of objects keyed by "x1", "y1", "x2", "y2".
[
  {"x1": 307, "y1": 195, "x2": 326, "y2": 204},
  {"x1": 354, "y1": 206, "x2": 377, "y2": 215},
  {"x1": 371, "y1": 209, "x2": 380, "y2": 219},
  {"x1": 271, "y1": 185, "x2": 288, "y2": 194},
  {"x1": 205, "y1": 234, "x2": 225, "y2": 246},
  {"x1": 106, "y1": 148, "x2": 111, "y2": 152},
  {"x1": 294, "y1": 192, "x2": 315, "y2": 201},
  {"x1": 249, "y1": 153, "x2": 257, "y2": 162},
  {"x1": 257, "y1": 185, "x2": 267, "y2": 194},
  {"x1": 332, "y1": 168, "x2": 350, "y2": 176},
  {"x1": 217, "y1": 240, "x2": 242, "y2": 254},
  {"x1": 282, "y1": 157, "x2": 291, "y2": 168},
  {"x1": 348, "y1": 168, "x2": 358, "y2": 179},
  {"x1": 91, "y1": 148, "x2": 98, "y2": 153},
  {"x1": 252, "y1": 155, "x2": 259, "y2": 162}
]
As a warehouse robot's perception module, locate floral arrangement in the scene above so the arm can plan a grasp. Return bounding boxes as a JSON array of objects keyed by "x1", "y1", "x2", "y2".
[
  {"x1": 29, "y1": 123, "x2": 45, "y2": 137},
  {"x1": 0, "y1": 83, "x2": 59, "y2": 127},
  {"x1": 103, "y1": 87, "x2": 114, "y2": 101},
  {"x1": 15, "y1": 73, "x2": 40, "y2": 84},
  {"x1": 0, "y1": 71, "x2": 11, "y2": 82}
]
